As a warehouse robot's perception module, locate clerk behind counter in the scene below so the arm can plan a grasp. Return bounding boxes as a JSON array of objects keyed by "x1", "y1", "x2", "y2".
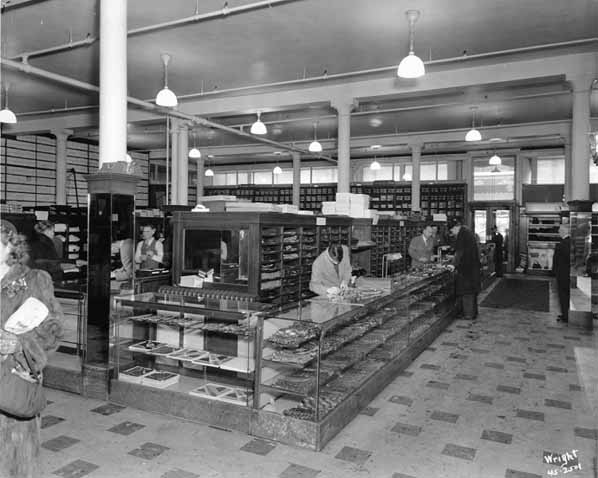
[
  {"x1": 309, "y1": 243, "x2": 353, "y2": 296},
  {"x1": 408, "y1": 223, "x2": 437, "y2": 268}
]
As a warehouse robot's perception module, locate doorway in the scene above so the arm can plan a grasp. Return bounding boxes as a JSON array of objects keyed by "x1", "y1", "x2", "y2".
[{"x1": 471, "y1": 203, "x2": 517, "y2": 273}]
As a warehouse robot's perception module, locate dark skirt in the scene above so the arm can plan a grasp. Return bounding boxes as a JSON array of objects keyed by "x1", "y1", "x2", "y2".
[{"x1": 0, "y1": 413, "x2": 40, "y2": 478}]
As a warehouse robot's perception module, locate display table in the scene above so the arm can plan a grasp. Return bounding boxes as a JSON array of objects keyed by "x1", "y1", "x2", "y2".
[{"x1": 109, "y1": 267, "x2": 456, "y2": 450}]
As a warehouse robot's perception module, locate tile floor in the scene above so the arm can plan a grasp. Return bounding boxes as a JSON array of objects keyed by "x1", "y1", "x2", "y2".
[{"x1": 39, "y1": 277, "x2": 597, "y2": 477}]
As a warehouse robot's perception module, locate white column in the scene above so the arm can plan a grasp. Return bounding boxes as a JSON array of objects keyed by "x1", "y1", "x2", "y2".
[
  {"x1": 98, "y1": 0, "x2": 127, "y2": 167},
  {"x1": 569, "y1": 74, "x2": 593, "y2": 201},
  {"x1": 177, "y1": 125, "x2": 189, "y2": 205},
  {"x1": 292, "y1": 152, "x2": 301, "y2": 207},
  {"x1": 170, "y1": 118, "x2": 180, "y2": 205},
  {"x1": 410, "y1": 143, "x2": 422, "y2": 212},
  {"x1": 331, "y1": 99, "x2": 356, "y2": 193},
  {"x1": 196, "y1": 157, "x2": 204, "y2": 203},
  {"x1": 52, "y1": 129, "x2": 72, "y2": 204}
]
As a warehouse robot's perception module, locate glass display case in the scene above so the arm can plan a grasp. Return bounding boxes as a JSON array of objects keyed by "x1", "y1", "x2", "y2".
[{"x1": 111, "y1": 291, "x2": 269, "y2": 406}]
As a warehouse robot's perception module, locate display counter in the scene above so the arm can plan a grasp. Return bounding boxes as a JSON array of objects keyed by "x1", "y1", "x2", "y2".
[{"x1": 109, "y1": 266, "x2": 456, "y2": 450}]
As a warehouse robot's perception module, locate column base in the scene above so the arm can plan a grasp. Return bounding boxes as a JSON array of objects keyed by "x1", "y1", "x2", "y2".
[
  {"x1": 82, "y1": 362, "x2": 114, "y2": 400},
  {"x1": 568, "y1": 310, "x2": 593, "y2": 330}
]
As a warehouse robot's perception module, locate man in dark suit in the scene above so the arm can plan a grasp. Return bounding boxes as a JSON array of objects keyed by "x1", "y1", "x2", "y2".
[
  {"x1": 447, "y1": 218, "x2": 481, "y2": 320},
  {"x1": 552, "y1": 223, "x2": 570, "y2": 323},
  {"x1": 490, "y1": 226, "x2": 504, "y2": 277}
]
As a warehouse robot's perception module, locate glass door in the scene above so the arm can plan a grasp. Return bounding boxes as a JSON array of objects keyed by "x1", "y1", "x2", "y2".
[{"x1": 471, "y1": 205, "x2": 514, "y2": 273}]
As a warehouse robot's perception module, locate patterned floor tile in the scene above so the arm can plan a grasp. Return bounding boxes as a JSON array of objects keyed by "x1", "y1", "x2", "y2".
[
  {"x1": 392, "y1": 473, "x2": 416, "y2": 478},
  {"x1": 516, "y1": 409, "x2": 544, "y2": 421},
  {"x1": 481, "y1": 429, "x2": 513, "y2": 444},
  {"x1": 160, "y1": 469, "x2": 201, "y2": 478},
  {"x1": 41, "y1": 415, "x2": 65, "y2": 429},
  {"x1": 430, "y1": 411, "x2": 459, "y2": 423},
  {"x1": 389, "y1": 395, "x2": 413, "y2": 406},
  {"x1": 563, "y1": 336, "x2": 581, "y2": 341},
  {"x1": 240, "y1": 438, "x2": 277, "y2": 456},
  {"x1": 334, "y1": 446, "x2": 372, "y2": 465},
  {"x1": 391, "y1": 422, "x2": 422, "y2": 437},
  {"x1": 505, "y1": 469, "x2": 542, "y2": 478},
  {"x1": 523, "y1": 372, "x2": 545, "y2": 380},
  {"x1": 573, "y1": 427, "x2": 598, "y2": 440},
  {"x1": 399, "y1": 371, "x2": 414, "y2": 377},
  {"x1": 506, "y1": 356, "x2": 526, "y2": 363},
  {"x1": 420, "y1": 363, "x2": 441, "y2": 370},
  {"x1": 90, "y1": 403, "x2": 126, "y2": 416},
  {"x1": 467, "y1": 393, "x2": 494, "y2": 405},
  {"x1": 441, "y1": 443, "x2": 476, "y2": 461},
  {"x1": 569, "y1": 384, "x2": 582, "y2": 391},
  {"x1": 441, "y1": 341, "x2": 459, "y2": 346},
  {"x1": 449, "y1": 353, "x2": 469, "y2": 359},
  {"x1": 546, "y1": 343, "x2": 566, "y2": 349},
  {"x1": 496, "y1": 340, "x2": 511, "y2": 345},
  {"x1": 128, "y1": 442, "x2": 169, "y2": 460},
  {"x1": 51, "y1": 459, "x2": 99, "y2": 478},
  {"x1": 471, "y1": 348, "x2": 491, "y2": 354},
  {"x1": 42, "y1": 435, "x2": 80, "y2": 452},
  {"x1": 544, "y1": 399, "x2": 572, "y2": 410},
  {"x1": 426, "y1": 380, "x2": 450, "y2": 390},
  {"x1": 279, "y1": 463, "x2": 321, "y2": 478},
  {"x1": 360, "y1": 407, "x2": 379, "y2": 416},
  {"x1": 528, "y1": 348, "x2": 546, "y2": 354},
  {"x1": 484, "y1": 362, "x2": 505, "y2": 369},
  {"x1": 455, "y1": 373, "x2": 477, "y2": 381},
  {"x1": 514, "y1": 337, "x2": 531, "y2": 342},
  {"x1": 107, "y1": 421, "x2": 146, "y2": 436},
  {"x1": 546, "y1": 366, "x2": 568, "y2": 373},
  {"x1": 497, "y1": 385, "x2": 521, "y2": 394}
]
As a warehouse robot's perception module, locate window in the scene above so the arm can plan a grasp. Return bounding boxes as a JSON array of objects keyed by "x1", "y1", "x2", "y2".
[
  {"x1": 473, "y1": 156, "x2": 515, "y2": 201},
  {"x1": 237, "y1": 172, "x2": 250, "y2": 184},
  {"x1": 312, "y1": 167, "x2": 337, "y2": 183},
  {"x1": 420, "y1": 162, "x2": 436, "y2": 181},
  {"x1": 437, "y1": 162, "x2": 448, "y2": 180},
  {"x1": 362, "y1": 164, "x2": 393, "y2": 182},
  {"x1": 300, "y1": 168, "x2": 311, "y2": 184},
  {"x1": 402, "y1": 164, "x2": 413, "y2": 181},
  {"x1": 591, "y1": 162, "x2": 598, "y2": 184},
  {"x1": 536, "y1": 157, "x2": 565, "y2": 184},
  {"x1": 253, "y1": 170, "x2": 272, "y2": 185},
  {"x1": 274, "y1": 169, "x2": 293, "y2": 184},
  {"x1": 212, "y1": 173, "x2": 227, "y2": 186}
]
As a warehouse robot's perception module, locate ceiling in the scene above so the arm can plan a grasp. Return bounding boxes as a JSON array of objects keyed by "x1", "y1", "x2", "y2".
[{"x1": 1, "y1": 0, "x2": 597, "y2": 165}]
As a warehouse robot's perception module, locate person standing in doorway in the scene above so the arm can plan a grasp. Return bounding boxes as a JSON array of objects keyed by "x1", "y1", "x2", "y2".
[
  {"x1": 135, "y1": 224, "x2": 164, "y2": 270},
  {"x1": 552, "y1": 223, "x2": 570, "y2": 323},
  {"x1": 490, "y1": 226, "x2": 504, "y2": 277},
  {"x1": 447, "y1": 218, "x2": 481, "y2": 320}
]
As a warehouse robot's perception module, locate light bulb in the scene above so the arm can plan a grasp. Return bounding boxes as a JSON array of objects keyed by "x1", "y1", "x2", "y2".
[
  {"x1": 273, "y1": 165, "x2": 282, "y2": 175},
  {"x1": 465, "y1": 128, "x2": 482, "y2": 142},
  {"x1": 489, "y1": 154, "x2": 501, "y2": 166},
  {"x1": 204, "y1": 168, "x2": 214, "y2": 177},
  {"x1": 370, "y1": 160, "x2": 381, "y2": 171},
  {"x1": 309, "y1": 140, "x2": 322, "y2": 153},
  {"x1": 188, "y1": 147, "x2": 201, "y2": 159},
  {"x1": 250, "y1": 112, "x2": 267, "y2": 135},
  {"x1": 155, "y1": 87, "x2": 178, "y2": 107},
  {"x1": 0, "y1": 108, "x2": 17, "y2": 124},
  {"x1": 397, "y1": 52, "x2": 425, "y2": 78}
]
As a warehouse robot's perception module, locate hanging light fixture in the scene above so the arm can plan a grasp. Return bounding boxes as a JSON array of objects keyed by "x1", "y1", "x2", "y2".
[
  {"x1": 250, "y1": 111, "x2": 267, "y2": 135},
  {"x1": 273, "y1": 165, "x2": 282, "y2": 175},
  {"x1": 0, "y1": 82, "x2": 17, "y2": 124},
  {"x1": 397, "y1": 10, "x2": 425, "y2": 79},
  {"x1": 370, "y1": 156, "x2": 381, "y2": 170},
  {"x1": 308, "y1": 122, "x2": 322, "y2": 153},
  {"x1": 204, "y1": 155, "x2": 214, "y2": 177},
  {"x1": 155, "y1": 53, "x2": 178, "y2": 107},
  {"x1": 188, "y1": 130, "x2": 201, "y2": 159},
  {"x1": 465, "y1": 106, "x2": 482, "y2": 142},
  {"x1": 488, "y1": 152, "x2": 502, "y2": 166}
]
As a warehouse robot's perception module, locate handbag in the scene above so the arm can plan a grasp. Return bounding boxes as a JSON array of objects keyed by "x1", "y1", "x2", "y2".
[{"x1": 0, "y1": 355, "x2": 46, "y2": 419}]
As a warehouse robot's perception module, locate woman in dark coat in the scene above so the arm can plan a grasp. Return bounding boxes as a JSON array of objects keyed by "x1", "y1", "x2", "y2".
[
  {"x1": 29, "y1": 220, "x2": 62, "y2": 281},
  {"x1": 0, "y1": 220, "x2": 63, "y2": 478},
  {"x1": 448, "y1": 218, "x2": 481, "y2": 319}
]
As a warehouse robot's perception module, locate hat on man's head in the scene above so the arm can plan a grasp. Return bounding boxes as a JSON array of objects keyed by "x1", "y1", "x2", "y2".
[
  {"x1": 447, "y1": 217, "x2": 463, "y2": 229},
  {"x1": 0, "y1": 219, "x2": 17, "y2": 235}
]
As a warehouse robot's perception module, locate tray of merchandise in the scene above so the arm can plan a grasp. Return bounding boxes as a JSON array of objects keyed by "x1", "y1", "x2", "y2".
[
  {"x1": 268, "y1": 342, "x2": 318, "y2": 365},
  {"x1": 193, "y1": 321, "x2": 254, "y2": 337},
  {"x1": 266, "y1": 323, "x2": 320, "y2": 348},
  {"x1": 128, "y1": 340, "x2": 180, "y2": 355},
  {"x1": 270, "y1": 370, "x2": 317, "y2": 395}
]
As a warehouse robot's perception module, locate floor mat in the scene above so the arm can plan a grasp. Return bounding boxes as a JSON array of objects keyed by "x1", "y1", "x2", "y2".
[{"x1": 480, "y1": 278, "x2": 550, "y2": 312}]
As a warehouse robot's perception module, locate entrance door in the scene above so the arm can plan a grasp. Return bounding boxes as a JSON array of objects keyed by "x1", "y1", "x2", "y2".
[{"x1": 471, "y1": 205, "x2": 514, "y2": 273}]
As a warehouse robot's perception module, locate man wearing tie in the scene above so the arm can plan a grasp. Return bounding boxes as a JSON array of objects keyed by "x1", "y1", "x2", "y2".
[{"x1": 408, "y1": 223, "x2": 435, "y2": 268}]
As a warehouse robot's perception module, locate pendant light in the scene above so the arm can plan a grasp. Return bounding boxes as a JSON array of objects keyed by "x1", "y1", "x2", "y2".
[
  {"x1": 0, "y1": 83, "x2": 17, "y2": 124},
  {"x1": 397, "y1": 10, "x2": 425, "y2": 79},
  {"x1": 488, "y1": 152, "x2": 501, "y2": 166},
  {"x1": 465, "y1": 106, "x2": 482, "y2": 142},
  {"x1": 273, "y1": 165, "x2": 282, "y2": 175},
  {"x1": 204, "y1": 155, "x2": 214, "y2": 177},
  {"x1": 250, "y1": 111, "x2": 267, "y2": 135},
  {"x1": 188, "y1": 131, "x2": 201, "y2": 159},
  {"x1": 308, "y1": 122, "x2": 322, "y2": 153},
  {"x1": 370, "y1": 156, "x2": 381, "y2": 170},
  {"x1": 155, "y1": 53, "x2": 178, "y2": 107}
]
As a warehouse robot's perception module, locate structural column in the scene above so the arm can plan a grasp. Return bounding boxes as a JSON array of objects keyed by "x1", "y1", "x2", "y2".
[
  {"x1": 176, "y1": 124, "x2": 189, "y2": 205},
  {"x1": 52, "y1": 129, "x2": 72, "y2": 205},
  {"x1": 563, "y1": 142, "x2": 572, "y2": 201},
  {"x1": 170, "y1": 118, "x2": 180, "y2": 205},
  {"x1": 196, "y1": 157, "x2": 204, "y2": 203},
  {"x1": 331, "y1": 99, "x2": 356, "y2": 193},
  {"x1": 410, "y1": 143, "x2": 422, "y2": 212},
  {"x1": 98, "y1": 0, "x2": 127, "y2": 167},
  {"x1": 292, "y1": 152, "x2": 301, "y2": 207},
  {"x1": 568, "y1": 74, "x2": 593, "y2": 201}
]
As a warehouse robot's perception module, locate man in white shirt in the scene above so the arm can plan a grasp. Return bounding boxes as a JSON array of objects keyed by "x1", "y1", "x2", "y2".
[{"x1": 135, "y1": 225, "x2": 164, "y2": 269}]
